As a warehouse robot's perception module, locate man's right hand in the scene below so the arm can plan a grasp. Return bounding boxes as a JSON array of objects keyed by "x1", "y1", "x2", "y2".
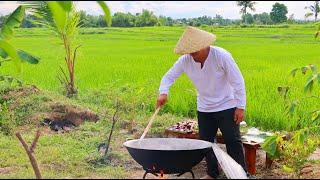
[{"x1": 157, "y1": 94, "x2": 168, "y2": 108}]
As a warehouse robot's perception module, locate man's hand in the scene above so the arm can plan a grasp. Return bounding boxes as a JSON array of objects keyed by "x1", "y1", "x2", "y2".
[
  {"x1": 157, "y1": 94, "x2": 168, "y2": 108},
  {"x1": 234, "y1": 108, "x2": 245, "y2": 125}
]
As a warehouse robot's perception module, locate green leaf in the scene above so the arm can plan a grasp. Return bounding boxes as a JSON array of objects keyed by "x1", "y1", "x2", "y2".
[
  {"x1": 282, "y1": 165, "x2": 294, "y2": 173},
  {"x1": 286, "y1": 100, "x2": 298, "y2": 115},
  {"x1": 262, "y1": 135, "x2": 278, "y2": 158},
  {"x1": 0, "y1": 39, "x2": 21, "y2": 72},
  {"x1": 57, "y1": 1, "x2": 72, "y2": 12},
  {"x1": 301, "y1": 66, "x2": 310, "y2": 75},
  {"x1": 97, "y1": 1, "x2": 112, "y2": 27},
  {"x1": 47, "y1": 1, "x2": 67, "y2": 32},
  {"x1": 17, "y1": 49, "x2": 40, "y2": 64},
  {"x1": 310, "y1": 64, "x2": 318, "y2": 74},
  {"x1": 290, "y1": 68, "x2": 299, "y2": 77},
  {"x1": 0, "y1": 6, "x2": 25, "y2": 40},
  {"x1": 292, "y1": 129, "x2": 308, "y2": 145},
  {"x1": 305, "y1": 12, "x2": 314, "y2": 18},
  {"x1": 0, "y1": 48, "x2": 8, "y2": 59},
  {"x1": 312, "y1": 110, "x2": 320, "y2": 121},
  {"x1": 304, "y1": 74, "x2": 318, "y2": 93}
]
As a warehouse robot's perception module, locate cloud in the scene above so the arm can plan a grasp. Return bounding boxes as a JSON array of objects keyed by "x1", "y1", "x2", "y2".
[{"x1": 0, "y1": 1, "x2": 316, "y2": 20}]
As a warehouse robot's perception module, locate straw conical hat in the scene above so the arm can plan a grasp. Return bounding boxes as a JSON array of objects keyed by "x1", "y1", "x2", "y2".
[{"x1": 174, "y1": 26, "x2": 216, "y2": 55}]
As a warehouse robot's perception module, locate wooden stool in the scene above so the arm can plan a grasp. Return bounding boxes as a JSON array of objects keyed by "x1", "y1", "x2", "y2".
[{"x1": 243, "y1": 141, "x2": 260, "y2": 175}]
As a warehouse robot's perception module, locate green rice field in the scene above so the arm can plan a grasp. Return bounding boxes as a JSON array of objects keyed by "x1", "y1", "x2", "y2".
[{"x1": 3, "y1": 25, "x2": 320, "y2": 131}]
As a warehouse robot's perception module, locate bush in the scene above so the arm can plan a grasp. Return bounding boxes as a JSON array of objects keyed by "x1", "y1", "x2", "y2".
[
  {"x1": 0, "y1": 103, "x2": 15, "y2": 135},
  {"x1": 239, "y1": 24, "x2": 255, "y2": 28},
  {"x1": 200, "y1": 24, "x2": 209, "y2": 28}
]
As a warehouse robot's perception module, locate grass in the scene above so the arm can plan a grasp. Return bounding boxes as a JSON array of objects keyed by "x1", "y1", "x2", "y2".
[
  {"x1": 0, "y1": 84, "x2": 186, "y2": 178},
  {"x1": 0, "y1": 124, "x2": 128, "y2": 179},
  {"x1": 0, "y1": 25, "x2": 319, "y2": 178}
]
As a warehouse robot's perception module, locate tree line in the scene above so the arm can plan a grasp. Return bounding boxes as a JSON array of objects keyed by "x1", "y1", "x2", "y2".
[
  {"x1": 237, "y1": 1, "x2": 319, "y2": 24},
  {"x1": 0, "y1": 1, "x2": 318, "y2": 28},
  {"x1": 0, "y1": 9, "x2": 239, "y2": 28}
]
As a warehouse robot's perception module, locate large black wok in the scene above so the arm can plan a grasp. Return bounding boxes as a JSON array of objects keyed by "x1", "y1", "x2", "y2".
[{"x1": 123, "y1": 138, "x2": 212, "y2": 178}]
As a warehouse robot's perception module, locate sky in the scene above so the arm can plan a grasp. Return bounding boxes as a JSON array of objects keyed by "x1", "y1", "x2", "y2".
[{"x1": 0, "y1": 1, "x2": 316, "y2": 20}]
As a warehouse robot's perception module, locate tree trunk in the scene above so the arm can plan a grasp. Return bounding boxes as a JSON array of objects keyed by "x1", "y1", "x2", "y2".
[
  {"x1": 16, "y1": 131, "x2": 42, "y2": 179},
  {"x1": 69, "y1": 62, "x2": 76, "y2": 96}
]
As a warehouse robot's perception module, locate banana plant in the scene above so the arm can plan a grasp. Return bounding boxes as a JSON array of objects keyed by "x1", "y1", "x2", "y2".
[
  {"x1": 0, "y1": 5, "x2": 40, "y2": 85},
  {"x1": 23, "y1": 1, "x2": 111, "y2": 97}
]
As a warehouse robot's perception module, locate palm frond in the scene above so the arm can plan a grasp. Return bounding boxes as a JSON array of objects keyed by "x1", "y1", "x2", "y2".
[
  {"x1": 20, "y1": 1, "x2": 57, "y2": 31},
  {"x1": 97, "y1": 1, "x2": 112, "y2": 26}
]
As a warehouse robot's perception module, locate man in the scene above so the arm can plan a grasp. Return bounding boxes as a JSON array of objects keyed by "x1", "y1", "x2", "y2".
[{"x1": 156, "y1": 26, "x2": 247, "y2": 179}]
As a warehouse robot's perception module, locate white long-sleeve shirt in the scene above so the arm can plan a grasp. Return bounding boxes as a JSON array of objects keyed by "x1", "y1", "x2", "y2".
[{"x1": 159, "y1": 46, "x2": 246, "y2": 112}]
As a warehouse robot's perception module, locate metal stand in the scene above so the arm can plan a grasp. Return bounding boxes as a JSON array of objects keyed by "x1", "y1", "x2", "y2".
[
  {"x1": 143, "y1": 170, "x2": 158, "y2": 179},
  {"x1": 142, "y1": 170, "x2": 195, "y2": 179}
]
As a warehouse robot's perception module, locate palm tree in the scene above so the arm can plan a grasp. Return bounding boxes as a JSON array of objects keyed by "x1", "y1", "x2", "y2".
[
  {"x1": 22, "y1": 1, "x2": 111, "y2": 97},
  {"x1": 237, "y1": 1, "x2": 256, "y2": 15},
  {"x1": 237, "y1": 1, "x2": 256, "y2": 24},
  {"x1": 305, "y1": 1, "x2": 320, "y2": 22}
]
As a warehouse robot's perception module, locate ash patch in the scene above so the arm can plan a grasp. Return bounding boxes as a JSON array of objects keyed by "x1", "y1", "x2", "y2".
[{"x1": 40, "y1": 103, "x2": 99, "y2": 132}]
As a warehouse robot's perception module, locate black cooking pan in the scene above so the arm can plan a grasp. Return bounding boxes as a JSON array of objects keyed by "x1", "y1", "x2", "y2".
[{"x1": 123, "y1": 138, "x2": 212, "y2": 178}]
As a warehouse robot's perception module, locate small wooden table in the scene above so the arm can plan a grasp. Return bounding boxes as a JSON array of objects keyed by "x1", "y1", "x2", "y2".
[{"x1": 164, "y1": 129, "x2": 273, "y2": 175}]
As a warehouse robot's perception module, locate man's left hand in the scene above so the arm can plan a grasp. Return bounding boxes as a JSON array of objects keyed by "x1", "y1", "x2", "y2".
[{"x1": 234, "y1": 108, "x2": 245, "y2": 125}]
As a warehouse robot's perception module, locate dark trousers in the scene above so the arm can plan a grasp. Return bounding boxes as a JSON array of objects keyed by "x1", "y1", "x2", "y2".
[{"x1": 197, "y1": 108, "x2": 247, "y2": 178}]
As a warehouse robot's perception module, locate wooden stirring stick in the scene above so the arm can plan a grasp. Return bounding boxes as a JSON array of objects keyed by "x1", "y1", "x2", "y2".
[{"x1": 140, "y1": 107, "x2": 161, "y2": 140}]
